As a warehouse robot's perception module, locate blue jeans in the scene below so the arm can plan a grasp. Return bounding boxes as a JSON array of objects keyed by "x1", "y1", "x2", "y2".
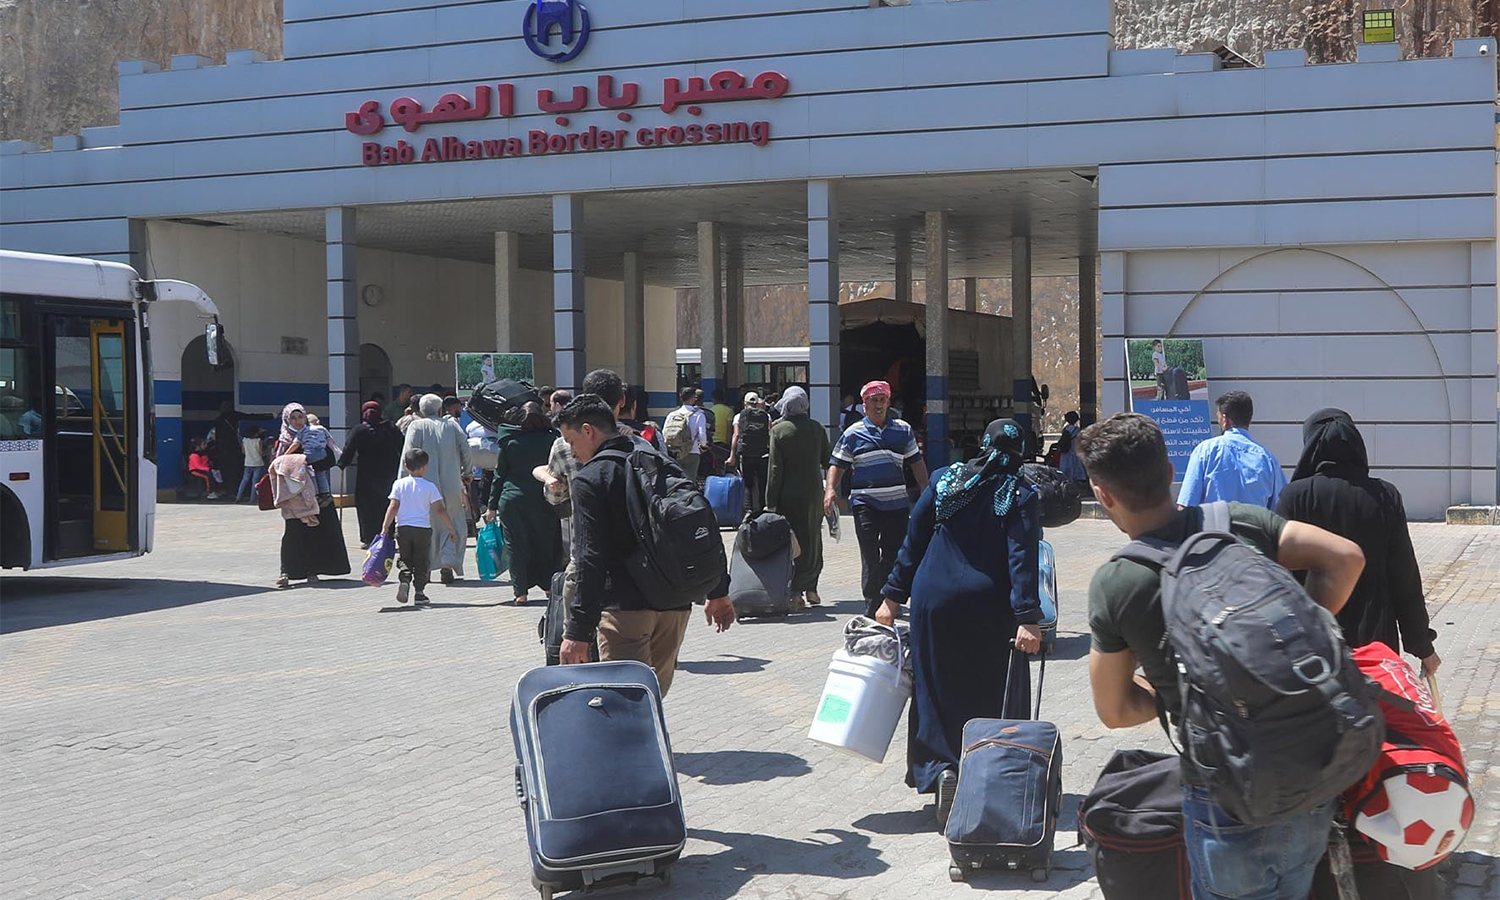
[
  {"x1": 236, "y1": 466, "x2": 266, "y2": 501},
  {"x1": 1182, "y1": 786, "x2": 1333, "y2": 900}
]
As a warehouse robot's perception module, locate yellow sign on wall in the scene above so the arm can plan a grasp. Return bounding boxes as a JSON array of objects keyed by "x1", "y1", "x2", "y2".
[{"x1": 1363, "y1": 9, "x2": 1396, "y2": 43}]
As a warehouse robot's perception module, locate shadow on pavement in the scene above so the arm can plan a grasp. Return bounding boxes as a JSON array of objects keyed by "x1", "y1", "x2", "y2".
[
  {"x1": 852, "y1": 807, "x2": 937, "y2": 835},
  {"x1": 375, "y1": 600, "x2": 509, "y2": 612},
  {"x1": 676, "y1": 750, "x2": 811, "y2": 784},
  {"x1": 1047, "y1": 633, "x2": 1091, "y2": 661},
  {"x1": 0, "y1": 577, "x2": 270, "y2": 633},
  {"x1": 677, "y1": 654, "x2": 772, "y2": 675},
  {"x1": 652, "y1": 827, "x2": 889, "y2": 900}
]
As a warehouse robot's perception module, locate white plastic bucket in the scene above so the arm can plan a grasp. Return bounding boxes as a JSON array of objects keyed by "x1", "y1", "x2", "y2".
[{"x1": 808, "y1": 648, "x2": 913, "y2": 763}]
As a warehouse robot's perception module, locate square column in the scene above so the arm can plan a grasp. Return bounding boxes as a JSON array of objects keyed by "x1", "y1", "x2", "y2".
[
  {"x1": 494, "y1": 231, "x2": 521, "y2": 351},
  {"x1": 697, "y1": 221, "x2": 723, "y2": 397},
  {"x1": 925, "y1": 211, "x2": 950, "y2": 468},
  {"x1": 325, "y1": 208, "x2": 359, "y2": 450},
  {"x1": 725, "y1": 264, "x2": 745, "y2": 394},
  {"x1": 1078, "y1": 254, "x2": 1098, "y2": 426},
  {"x1": 553, "y1": 195, "x2": 586, "y2": 392},
  {"x1": 894, "y1": 226, "x2": 912, "y2": 305},
  {"x1": 808, "y1": 181, "x2": 840, "y2": 432},
  {"x1": 1012, "y1": 235, "x2": 1033, "y2": 431},
  {"x1": 622, "y1": 251, "x2": 646, "y2": 387}
]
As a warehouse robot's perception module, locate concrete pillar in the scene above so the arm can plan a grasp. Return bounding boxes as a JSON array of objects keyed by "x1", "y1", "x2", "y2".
[
  {"x1": 894, "y1": 226, "x2": 912, "y2": 305},
  {"x1": 808, "y1": 180, "x2": 840, "y2": 433},
  {"x1": 925, "y1": 211, "x2": 950, "y2": 468},
  {"x1": 725, "y1": 264, "x2": 745, "y2": 394},
  {"x1": 325, "y1": 208, "x2": 360, "y2": 452},
  {"x1": 964, "y1": 277, "x2": 978, "y2": 313},
  {"x1": 494, "y1": 231, "x2": 521, "y2": 351},
  {"x1": 1078, "y1": 254, "x2": 1098, "y2": 426},
  {"x1": 622, "y1": 251, "x2": 646, "y2": 388},
  {"x1": 553, "y1": 195, "x2": 586, "y2": 392},
  {"x1": 1012, "y1": 235, "x2": 1033, "y2": 432},
  {"x1": 697, "y1": 222, "x2": 723, "y2": 397}
]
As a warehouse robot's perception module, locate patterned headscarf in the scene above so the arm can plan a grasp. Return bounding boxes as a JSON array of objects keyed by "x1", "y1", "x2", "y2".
[
  {"x1": 276, "y1": 402, "x2": 306, "y2": 456},
  {"x1": 361, "y1": 401, "x2": 383, "y2": 427},
  {"x1": 934, "y1": 418, "x2": 1025, "y2": 523}
]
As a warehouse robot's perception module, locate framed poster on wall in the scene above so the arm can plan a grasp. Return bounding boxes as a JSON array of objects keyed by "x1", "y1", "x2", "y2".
[
  {"x1": 1126, "y1": 338, "x2": 1211, "y2": 478},
  {"x1": 455, "y1": 351, "x2": 534, "y2": 398}
]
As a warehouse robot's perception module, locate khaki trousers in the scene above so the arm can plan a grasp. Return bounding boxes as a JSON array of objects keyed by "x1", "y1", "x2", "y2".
[{"x1": 598, "y1": 608, "x2": 692, "y2": 696}]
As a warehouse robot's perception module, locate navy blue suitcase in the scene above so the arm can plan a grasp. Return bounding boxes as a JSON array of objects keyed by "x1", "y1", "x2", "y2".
[
  {"x1": 705, "y1": 473, "x2": 745, "y2": 528},
  {"x1": 511, "y1": 660, "x2": 684, "y2": 899},
  {"x1": 945, "y1": 654, "x2": 1062, "y2": 883}
]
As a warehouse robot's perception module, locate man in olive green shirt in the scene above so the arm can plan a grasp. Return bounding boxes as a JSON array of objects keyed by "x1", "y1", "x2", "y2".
[{"x1": 765, "y1": 386, "x2": 832, "y2": 609}]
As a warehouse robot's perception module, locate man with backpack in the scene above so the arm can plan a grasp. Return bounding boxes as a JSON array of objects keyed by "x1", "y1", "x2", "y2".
[
  {"x1": 1076, "y1": 413, "x2": 1372, "y2": 900},
  {"x1": 556, "y1": 395, "x2": 735, "y2": 694},
  {"x1": 727, "y1": 392, "x2": 772, "y2": 525},
  {"x1": 663, "y1": 387, "x2": 708, "y2": 481}
]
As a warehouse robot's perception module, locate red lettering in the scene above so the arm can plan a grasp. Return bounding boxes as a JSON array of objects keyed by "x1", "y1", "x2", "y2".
[
  {"x1": 422, "y1": 138, "x2": 442, "y2": 161},
  {"x1": 444, "y1": 137, "x2": 464, "y2": 159},
  {"x1": 666, "y1": 126, "x2": 685, "y2": 145},
  {"x1": 397, "y1": 140, "x2": 414, "y2": 163},
  {"x1": 705, "y1": 124, "x2": 723, "y2": 143},
  {"x1": 466, "y1": 141, "x2": 482, "y2": 160},
  {"x1": 615, "y1": 130, "x2": 629, "y2": 148},
  {"x1": 685, "y1": 125, "x2": 703, "y2": 144},
  {"x1": 750, "y1": 121, "x2": 770, "y2": 147},
  {"x1": 529, "y1": 130, "x2": 549, "y2": 154},
  {"x1": 362, "y1": 142, "x2": 381, "y2": 166},
  {"x1": 548, "y1": 134, "x2": 567, "y2": 153},
  {"x1": 597, "y1": 129, "x2": 613, "y2": 150},
  {"x1": 566, "y1": 132, "x2": 581, "y2": 152},
  {"x1": 727, "y1": 122, "x2": 749, "y2": 143},
  {"x1": 506, "y1": 137, "x2": 523, "y2": 156},
  {"x1": 483, "y1": 139, "x2": 505, "y2": 156},
  {"x1": 654, "y1": 127, "x2": 670, "y2": 146},
  {"x1": 637, "y1": 127, "x2": 653, "y2": 146}
]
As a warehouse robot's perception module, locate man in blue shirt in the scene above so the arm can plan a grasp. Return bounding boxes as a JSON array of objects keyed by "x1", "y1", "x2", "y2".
[
  {"x1": 1177, "y1": 390, "x2": 1287, "y2": 509},
  {"x1": 825, "y1": 380, "x2": 930, "y2": 616}
]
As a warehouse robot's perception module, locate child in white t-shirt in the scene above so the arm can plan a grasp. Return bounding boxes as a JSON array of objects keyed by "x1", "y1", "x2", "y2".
[{"x1": 380, "y1": 447, "x2": 458, "y2": 606}]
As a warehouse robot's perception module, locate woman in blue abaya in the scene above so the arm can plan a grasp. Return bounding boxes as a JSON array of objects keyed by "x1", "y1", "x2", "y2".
[{"x1": 875, "y1": 418, "x2": 1043, "y2": 829}]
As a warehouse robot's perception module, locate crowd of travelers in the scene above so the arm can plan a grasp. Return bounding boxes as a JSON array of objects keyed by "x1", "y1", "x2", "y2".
[{"x1": 229, "y1": 360, "x2": 1449, "y2": 899}]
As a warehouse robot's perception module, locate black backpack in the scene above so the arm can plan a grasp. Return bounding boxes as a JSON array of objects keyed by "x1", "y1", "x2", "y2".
[
  {"x1": 467, "y1": 379, "x2": 540, "y2": 430},
  {"x1": 1020, "y1": 463, "x2": 1084, "y2": 528},
  {"x1": 595, "y1": 445, "x2": 729, "y2": 609},
  {"x1": 737, "y1": 408, "x2": 770, "y2": 455},
  {"x1": 1112, "y1": 502, "x2": 1383, "y2": 826},
  {"x1": 1163, "y1": 366, "x2": 1191, "y2": 400}
]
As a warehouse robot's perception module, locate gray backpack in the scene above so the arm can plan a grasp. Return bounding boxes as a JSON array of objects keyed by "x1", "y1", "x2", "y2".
[{"x1": 1112, "y1": 502, "x2": 1383, "y2": 826}]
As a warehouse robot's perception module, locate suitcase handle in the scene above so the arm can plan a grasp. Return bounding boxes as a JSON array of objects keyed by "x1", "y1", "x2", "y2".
[
  {"x1": 1000, "y1": 649, "x2": 1045, "y2": 721},
  {"x1": 514, "y1": 764, "x2": 528, "y2": 807}
]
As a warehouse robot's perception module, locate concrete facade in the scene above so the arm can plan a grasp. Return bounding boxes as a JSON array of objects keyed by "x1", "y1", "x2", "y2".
[{"x1": 0, "y1": 0, "x2": 1495, "y2": 515}]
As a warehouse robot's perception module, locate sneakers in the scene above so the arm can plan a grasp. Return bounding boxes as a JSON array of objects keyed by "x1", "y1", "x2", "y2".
[
  {"x1": 806, "y1": 590, "x2": 822, "y2": 607},
  {"x1": 396, "y1": 574, "x2": 411, "y2": 604},
  {"x1": 440, "y1": 567, "x2": 456, "y2": 585},
  {"x1": 935, "y1": 768, "x2": 959, "y2": 830},
  {"x1": 413, "y1": 594, "x2": 431, "y2": 607}
]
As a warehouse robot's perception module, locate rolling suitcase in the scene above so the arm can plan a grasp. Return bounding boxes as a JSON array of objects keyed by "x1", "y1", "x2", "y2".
[
  {"x1": 1078, "y1": 749, "x2": 1190, "y2": 900},
  {"x1": 512, "y1": 660, "x2": 684, "y2": 899},
  {"x1": 728, "y1": 512, "x2": 794, "y2": 617},
  {"x1": 538, "y1": 569, "x2": 595, "y2": 665},
  {"x1": 946, "y1": 653, "x2": 1062, "y2": 884},
  {"x1": 467, "y1": 378, "x2": 540, "y2": 430},
  {"x1": 705, "y1": 473, "x2": 745, "y2": 528}
]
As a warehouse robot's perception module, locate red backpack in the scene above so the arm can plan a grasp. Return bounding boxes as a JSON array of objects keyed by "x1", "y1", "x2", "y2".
[{"x1": 1345, "y1": 643, "x2": 1472, "y2": 870}]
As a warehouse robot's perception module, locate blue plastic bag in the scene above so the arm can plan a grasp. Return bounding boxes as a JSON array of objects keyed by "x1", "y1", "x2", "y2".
[
  {"x1": 363, "y1": 533, "x2": 396, "y2": 586},
  {"x1": 477, "y1": 521, "x2": 505, "y2": 582}
]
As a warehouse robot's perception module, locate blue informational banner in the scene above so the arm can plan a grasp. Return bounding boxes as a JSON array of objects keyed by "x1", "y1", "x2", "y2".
[{"x1": 1132, "y1": 398, "x2": 1213, "y2": 478}]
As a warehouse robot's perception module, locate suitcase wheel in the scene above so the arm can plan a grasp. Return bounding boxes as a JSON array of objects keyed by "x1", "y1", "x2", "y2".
[
  {"x1": 948, "y1": 865, "x2": 966, "y2": 883},
  {"x1": 660, "y1": 867, "x2": 673, "y2": 887},
  {"x1": 538, "y1": 886, "x2": 554, "y2": 900},
  {"x1": 1031, "y1": 867, "x2": 1048, "y2": 883}
]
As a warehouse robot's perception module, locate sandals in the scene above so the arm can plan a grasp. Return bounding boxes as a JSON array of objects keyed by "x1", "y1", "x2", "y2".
[
  {"x1": 515, "y1": 594, "x2": 528, "y2": 606},
  {"x1": 274, "y1": 575, "x2": 290, "y2": 589}
]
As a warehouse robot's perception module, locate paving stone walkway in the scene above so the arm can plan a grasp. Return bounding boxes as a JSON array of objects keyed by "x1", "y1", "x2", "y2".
[{"x1": 1, "y1": 505, "x2": 1495, "y2": 900}]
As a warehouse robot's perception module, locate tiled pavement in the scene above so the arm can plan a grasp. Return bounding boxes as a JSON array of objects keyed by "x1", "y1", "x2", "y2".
[{"x1": 1, "y1": 505, "x2": 1496, "y2": 900}]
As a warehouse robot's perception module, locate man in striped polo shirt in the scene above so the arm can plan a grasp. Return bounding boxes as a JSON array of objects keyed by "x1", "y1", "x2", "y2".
[{"x1": 825, "y1": 380, "x2": 930, "y2": 617}]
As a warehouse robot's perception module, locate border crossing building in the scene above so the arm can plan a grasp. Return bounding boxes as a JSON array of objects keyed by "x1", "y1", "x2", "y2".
[{"x1": 0, "y1": 0, "x2": 1496, "y2": 517}]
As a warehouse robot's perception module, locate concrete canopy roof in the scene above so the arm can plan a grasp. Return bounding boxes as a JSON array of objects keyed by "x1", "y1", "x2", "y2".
[{"x1": 189, "y1": 168, "x2": 1097, "y2": 287}]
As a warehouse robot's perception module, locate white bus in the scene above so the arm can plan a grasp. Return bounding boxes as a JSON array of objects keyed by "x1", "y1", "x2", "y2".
[{"x1": 0, "y1": 250, "x2": 222, "y2": 570}]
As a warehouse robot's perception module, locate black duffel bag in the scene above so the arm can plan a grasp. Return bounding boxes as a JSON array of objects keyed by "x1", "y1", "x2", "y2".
[
  {"x1": 1020, "y1": 463, "x2": 1084, "y2": 528},
  {"x1": 1078, "y1": 749, "x2": 1190, "y2": 900},
  {"x1": 467, "y1": 379, "x2": 541, "y2": 430}
]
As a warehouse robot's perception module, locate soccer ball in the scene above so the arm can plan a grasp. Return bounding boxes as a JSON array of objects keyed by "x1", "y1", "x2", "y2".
[{"x1": 1354, "y1": 769, "x2": 1475, "y2": 870}]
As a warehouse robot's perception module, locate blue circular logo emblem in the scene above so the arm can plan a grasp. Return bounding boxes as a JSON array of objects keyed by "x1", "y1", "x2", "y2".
[{"x1": 523, "y1": 0, "x2": 591, "y2": 63}]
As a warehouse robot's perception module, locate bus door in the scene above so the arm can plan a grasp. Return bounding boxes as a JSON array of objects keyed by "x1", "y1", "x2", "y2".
[{"x1": 45, "y1": 313, "x2": 132, "y2": 557}]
